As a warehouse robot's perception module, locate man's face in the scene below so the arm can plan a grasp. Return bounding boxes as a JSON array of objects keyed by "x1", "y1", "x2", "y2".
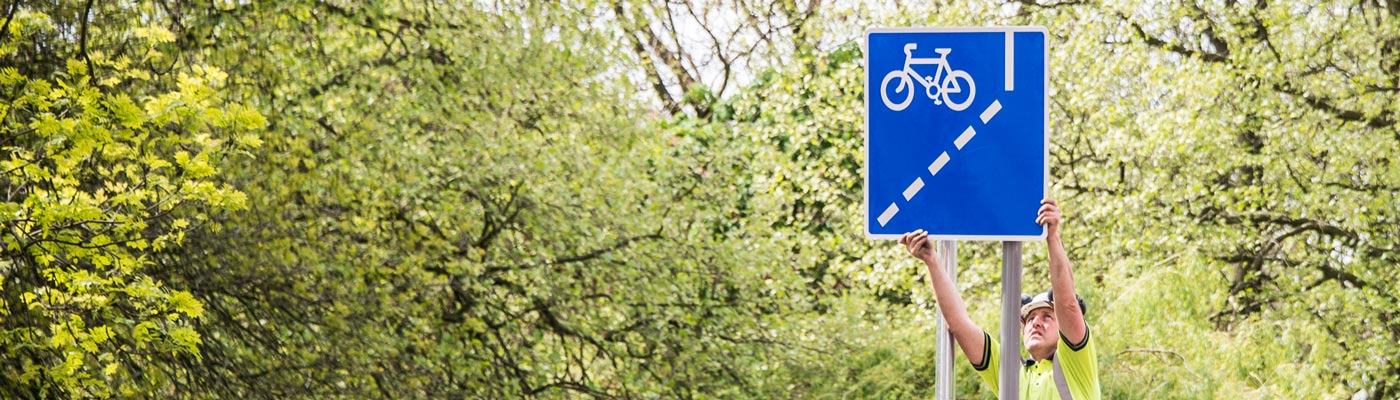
[{"x1": 1022, "y1": 307, "x2": 1057, "y2": 357}]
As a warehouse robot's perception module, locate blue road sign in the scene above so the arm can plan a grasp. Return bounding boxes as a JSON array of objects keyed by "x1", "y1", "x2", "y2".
[{"x1": 864, "y1": 27, "x2": 1048, "y2": 241}]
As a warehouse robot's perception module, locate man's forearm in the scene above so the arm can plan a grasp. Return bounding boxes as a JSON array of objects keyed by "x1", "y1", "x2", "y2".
[
  {"x1": 922, "y1": 255, "x2": 985, "y2": 359},
  {"x1": 1047, "y1": 231, "x2": 1087, "y2": 342},
  {"x1": 1047, "y1": 233, "x2": 1076, "y2": 299}
]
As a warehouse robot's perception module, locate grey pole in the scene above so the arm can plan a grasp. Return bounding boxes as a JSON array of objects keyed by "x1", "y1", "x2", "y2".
[
  {"x1": 935, "y1": 240, "x2": 956, "y2": 400},
  {"x1": 1001, "y1": 241, "x2": 1023, "y2": 400}
]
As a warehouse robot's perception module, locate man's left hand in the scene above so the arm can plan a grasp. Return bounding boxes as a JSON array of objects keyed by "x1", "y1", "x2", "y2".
[{"x1": 1036, "y1": 198, "x2": 1062, "y2": 235}]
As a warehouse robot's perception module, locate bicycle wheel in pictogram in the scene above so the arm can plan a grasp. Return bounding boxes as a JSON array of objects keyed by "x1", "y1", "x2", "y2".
[
  {"x1": 939, "y1": 70, "x2": 976, "y2": 111},
  {"x1": 880, "y1": 70, "x2": 915, "y2": 111}
]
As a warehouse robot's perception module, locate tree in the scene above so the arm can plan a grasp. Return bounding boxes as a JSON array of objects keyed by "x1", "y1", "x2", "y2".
[
  {"x1": 5, "y1": 0, "x2": 1395, "y2": 398},
  {"x1": 133, "y1": 1, "x2": 824, "y2": 397},
  {"x1": 0, "y1": 1, "x2": 263, "y2": 396},
  {"x1": 1058, "y1": 0, "x2": 1399, "y2": 396},
  {"x1": 608, "y1": 0, "x2": 827, "y2": 119}
]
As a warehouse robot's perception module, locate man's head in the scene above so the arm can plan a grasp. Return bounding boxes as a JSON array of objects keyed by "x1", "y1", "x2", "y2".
[{"x1": 1019, "y1": 290, "x2": 1087, "y2": 360}]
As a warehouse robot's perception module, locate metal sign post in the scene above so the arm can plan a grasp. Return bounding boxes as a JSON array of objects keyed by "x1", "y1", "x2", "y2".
[
  {"x1": 935, "y1": 240, "x2": 956, "y2": 400},
  {"x1": 1000, "y1": 241, "x2": 1023, "y2": 400}
]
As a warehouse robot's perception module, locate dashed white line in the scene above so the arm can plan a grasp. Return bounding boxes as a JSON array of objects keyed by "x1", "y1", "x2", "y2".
[
  {"x1": 954, "y1": 126, "x2": 976, "y2": 150},
  {"x1": 928, "y1": 152, "x2": 951, "y2": 176},
  {"x1": 880, "y1": 89, "x2": 1006, "y2": 228},
  {"x1": 903, "y1": 178, "x2": 925, "y2": 201},
  {"x1": 878, "y1": 203, "x2": 900, "y2": 227},
  {"x1": 980, "y1": 100, "x2": 1002, "y2": 124}
]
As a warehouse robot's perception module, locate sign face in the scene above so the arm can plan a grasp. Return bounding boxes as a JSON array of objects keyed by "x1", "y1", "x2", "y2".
[{"x1": 864, "y1": 27, "x2": 1048, "y2": 241}]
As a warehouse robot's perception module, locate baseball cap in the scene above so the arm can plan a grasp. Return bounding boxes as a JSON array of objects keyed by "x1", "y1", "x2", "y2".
[{"x1": 1019, "y1": 290, "x2": 1087, "y2": 322}]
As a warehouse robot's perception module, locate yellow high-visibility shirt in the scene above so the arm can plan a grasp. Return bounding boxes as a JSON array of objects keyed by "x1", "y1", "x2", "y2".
[{"x1": 971, "y1": 328, "x2": 1101, "y2": 400}]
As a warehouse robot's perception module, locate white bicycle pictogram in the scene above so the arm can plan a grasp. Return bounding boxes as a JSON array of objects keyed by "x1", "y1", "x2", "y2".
[{"x1": 880, "y1": 43, "x2": 976, "y2": 112}]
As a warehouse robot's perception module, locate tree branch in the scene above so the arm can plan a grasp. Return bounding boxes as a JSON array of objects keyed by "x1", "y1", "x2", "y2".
[
  {"x1": 0, "y1": 1, "x2": 19, "y2": 44},
  {"x1": 1118, "y1": 348, "x2": 1186, "y2": 362},
  {"x1": 484, "y1": 233, "x2": 662, "y2": 275},
  {"x1": 1272, "y1": 81, "x2": 1397, "y2": 129},
  {"x1": 682, "y1": 3, "x2": 732, "y2": 99},
  {"x1": 612, "y1": 1, "x2": 681, "y2": 116},
  {"x1": 1118, "y1": 12, "x2": 1229, "y2": 63},
  {"x1": 1014, "y1": 0, "x2": 1086, "y2": 10},
  {"x1": 79, "y1": 0, "x2": 95, "y2": 75},
  {"x1": 635, "y1": 3, "x2": 701, "y2": 114}
]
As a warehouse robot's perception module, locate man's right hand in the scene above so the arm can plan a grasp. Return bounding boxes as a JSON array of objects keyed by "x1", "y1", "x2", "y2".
[
  {"x1": 900, "y1": 229, "x2": 988, "y2": 364},
  {"x1": 899, "y1": 230, "x2": 935, "y2": 263}
]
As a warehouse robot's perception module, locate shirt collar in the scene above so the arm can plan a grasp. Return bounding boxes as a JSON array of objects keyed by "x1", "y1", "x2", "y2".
[{"x1": 1023, "y1": 353, "x2": 1055, "y2": 368}]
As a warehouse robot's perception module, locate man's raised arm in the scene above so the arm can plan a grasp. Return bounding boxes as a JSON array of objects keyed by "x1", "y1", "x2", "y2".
[
  {"x1": 900, "y1": 230, "x2": 987, "y2": 364},
  {"x1": 1038, "y1": 198, "x2": 1087, "y2": 345}
]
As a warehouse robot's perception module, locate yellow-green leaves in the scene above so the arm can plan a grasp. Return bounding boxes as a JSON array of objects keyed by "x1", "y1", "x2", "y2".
[
  {"x1": 1, "y1": 6, "x2": 262, "y2": 395},
  {"x1": 168, "y1": 291, "x2": 204, "y2": 319},
  {"x1": 167, "y1": 326, "x2": 202, "y2": 356},
  {"x1": 174, "y1": 150, "x2": 216, "y2": 179},
  {"x1": 104, "y1": 94, "x2": 145, "y2": 129},
  {"x1": 130, "y1": 25, "x2": 176, "y2": 45},
  {"x1": 131, "y1": 321, "x2": 157, "y2": 347}
]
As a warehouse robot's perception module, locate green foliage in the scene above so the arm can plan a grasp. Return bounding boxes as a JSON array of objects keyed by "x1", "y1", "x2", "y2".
[
  {"x1": 1028, "y1": 0, "x2": 1400, "y2": 397},
  {"x1": 2, "y1": 0, "x2": 1396, "y2": 398},
  {"x1": 131, "y1": 1, "x2": 824, "y2": 398},
  {"x1": 0, "y1": 3, "x2": 262, "y2": 397}
]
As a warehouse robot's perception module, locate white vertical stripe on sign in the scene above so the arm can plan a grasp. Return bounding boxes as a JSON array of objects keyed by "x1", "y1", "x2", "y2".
[{"x1": 1005, "y1": 31, "x2": 1014, "y2": 92}]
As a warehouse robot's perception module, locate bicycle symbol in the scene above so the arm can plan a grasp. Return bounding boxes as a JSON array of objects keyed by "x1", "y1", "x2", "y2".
[{"x1": 880, "y1": 43, "x2": 976, "y2": 112}]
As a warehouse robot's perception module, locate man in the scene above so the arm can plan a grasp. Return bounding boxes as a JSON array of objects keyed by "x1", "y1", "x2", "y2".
[{"x1": 899, "y1": 198, "x2": 1100, "y2": 399}]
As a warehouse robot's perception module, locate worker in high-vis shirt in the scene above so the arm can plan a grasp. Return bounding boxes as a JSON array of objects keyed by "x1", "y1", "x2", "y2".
[{"x1": 899, "y1": 198, "x2": 1101, "y2": 399}]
